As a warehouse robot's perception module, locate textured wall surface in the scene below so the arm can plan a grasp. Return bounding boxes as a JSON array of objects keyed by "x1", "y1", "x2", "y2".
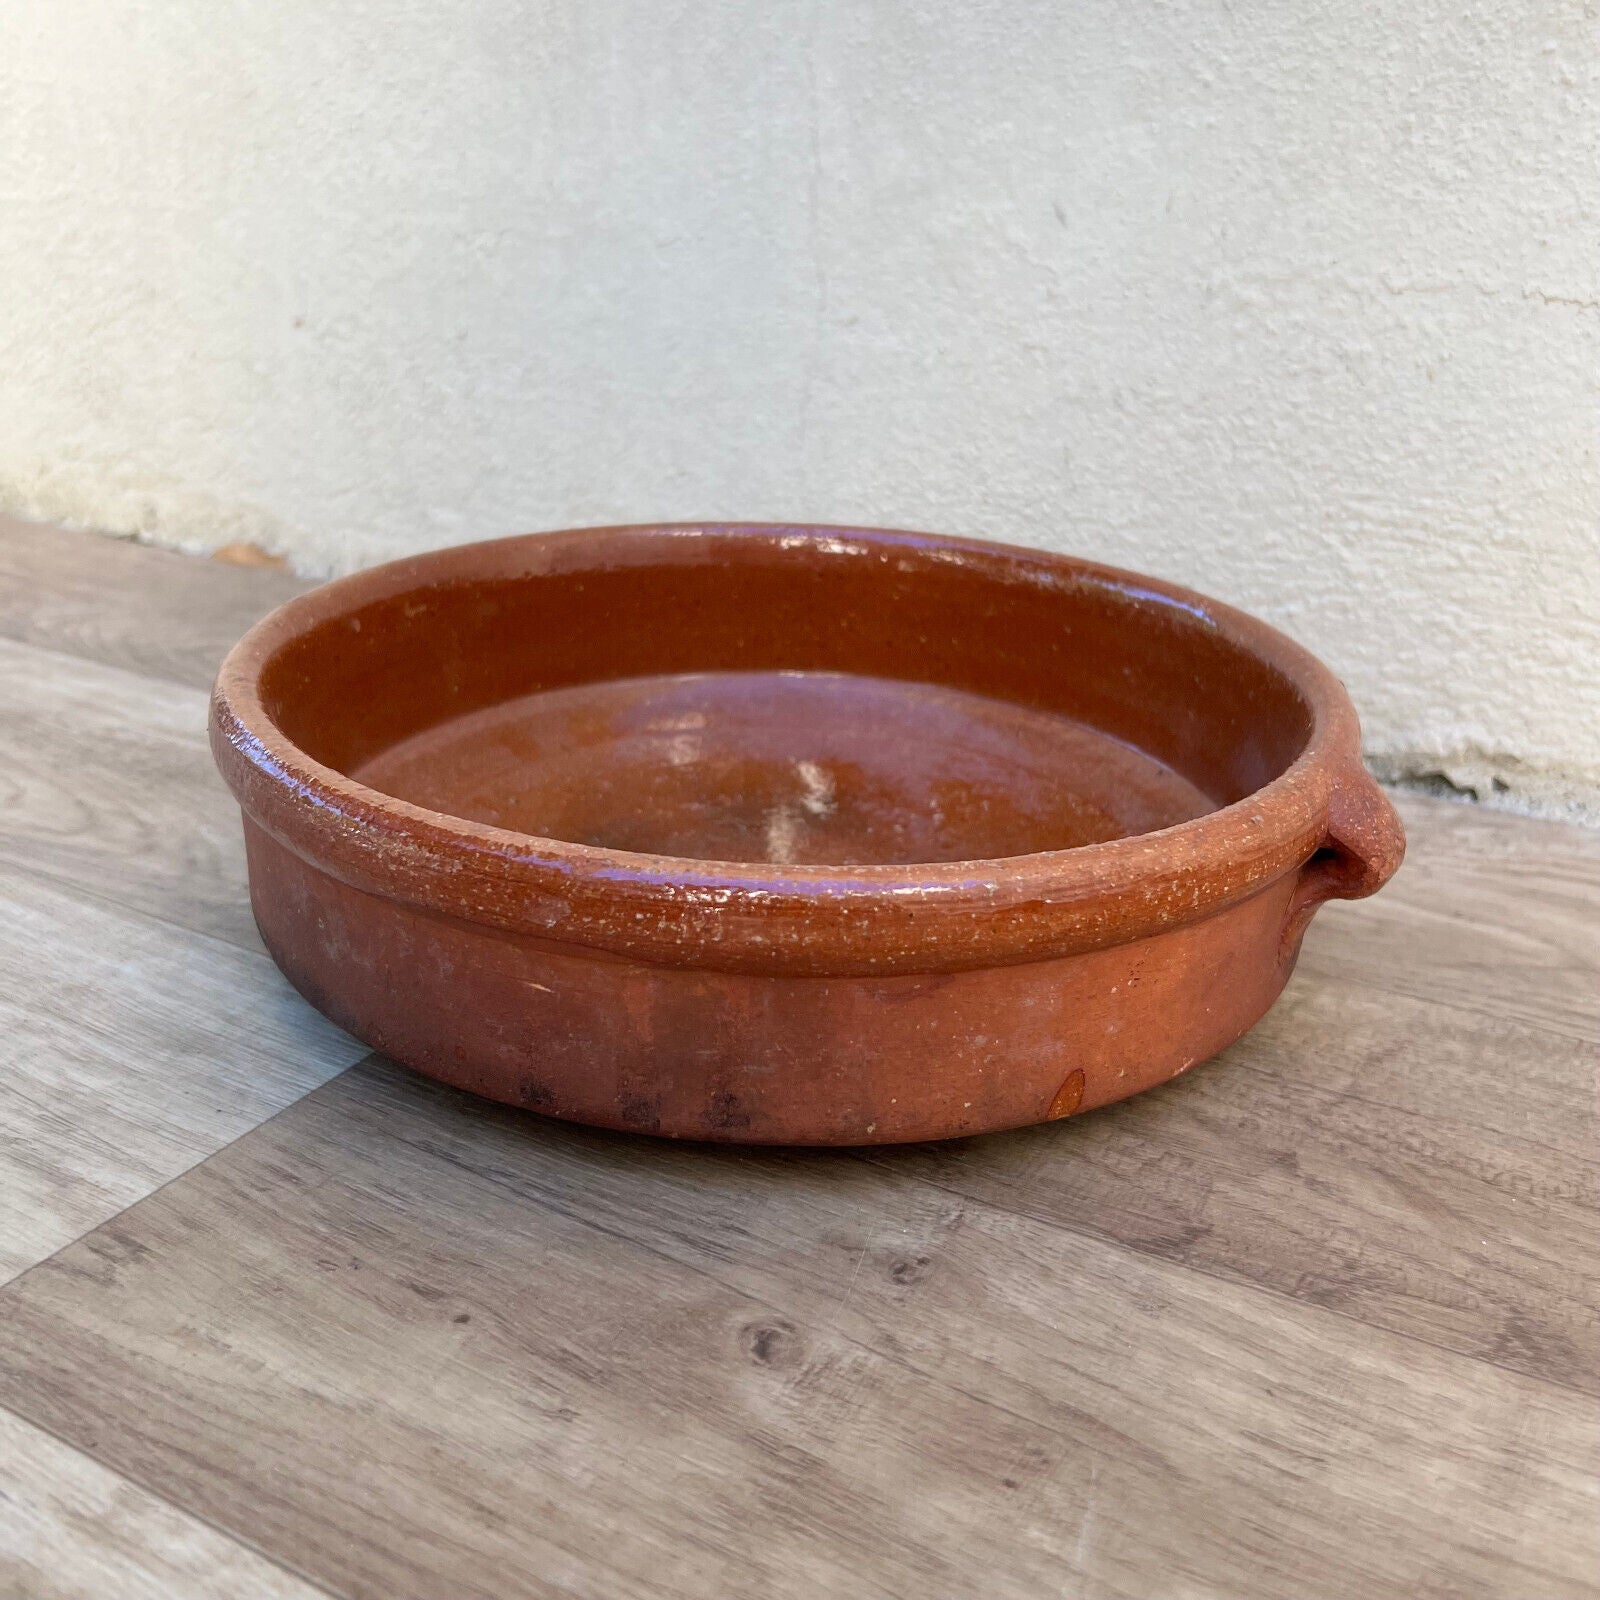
[{"x1": 3, "y1": 2, "x2": 1597, "y2": 810}]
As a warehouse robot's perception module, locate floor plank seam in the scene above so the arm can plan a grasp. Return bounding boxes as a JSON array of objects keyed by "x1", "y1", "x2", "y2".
[
  {"x1": 316, "y1": 1059, "x2": 1600, "y2": 1411},
  {"x1": 2, "y1": 850, "x2": 270, "y2": 962},
  {"x1": 852, "y1": 1152, "x2": 1600, "y2": 1404},
  {"x1": 1220, "y1": 1048, "x2": 1600, "y2": 1173},
  {"x1": 11, "y1": 1049, "x2": 1384, "y2": 1560},
  {"x1": 0, "y1": 1398, "x2": 349, "y2": 1600},
  {"x1": 184, "y1": 1061, "x2": 1211, "y2": 1457},
  {"x1": 0, "y1": 629, "x2": 216, "y2": 701},
  {"x1": 0, "y1": 1058, "x2": 367, "y2": 1299},
  {"x1": 1295, "y1": 966, "x2": 1600, "y2": 1048}
]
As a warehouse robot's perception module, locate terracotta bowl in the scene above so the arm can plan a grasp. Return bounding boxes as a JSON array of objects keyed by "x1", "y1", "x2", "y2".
[{"x1": 211, "y1": 523, "x2": 1404, "y2": 1145}]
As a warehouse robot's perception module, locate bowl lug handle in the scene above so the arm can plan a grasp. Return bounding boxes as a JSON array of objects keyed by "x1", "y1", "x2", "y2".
[{"x1": 1279, "y1": 769, "x2": 1406, "y2": 960}]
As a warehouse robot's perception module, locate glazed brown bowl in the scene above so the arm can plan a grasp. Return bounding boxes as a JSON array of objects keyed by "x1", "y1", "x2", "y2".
[{"x1": 211, "y1": 523, "x2": 1403, "y2": 1145}]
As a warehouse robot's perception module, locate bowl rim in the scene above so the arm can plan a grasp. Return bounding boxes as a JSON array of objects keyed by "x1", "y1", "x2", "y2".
[{"x1": 211, "y1": 522, "x2": 1384, "y2": 976}]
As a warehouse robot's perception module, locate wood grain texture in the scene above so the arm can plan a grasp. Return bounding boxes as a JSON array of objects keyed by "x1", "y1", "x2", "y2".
[
  {"x1": 0, "y1": 516, "x2": 307, "y2": 690},
  {"x1": 0, "y1": 637, "x2": 261, "y2": 951},
  {"x1": 0, "y1": 1405, "x2": 329, "y2": 1600},
  {"x1": 0, "y1": 1060, "x2": 1595, "y2": 1600},
  {"x1": 0, "y1": 869, "x2": 363, "y2": 1282}
]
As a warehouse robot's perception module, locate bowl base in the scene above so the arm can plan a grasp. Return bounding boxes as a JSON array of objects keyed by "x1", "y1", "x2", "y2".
[{"x1": 354, "y1": 669, "x2": 1215, "y2": 866}]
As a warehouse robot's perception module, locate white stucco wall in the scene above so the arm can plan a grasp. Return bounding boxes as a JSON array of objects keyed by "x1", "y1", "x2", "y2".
[{"x1": 3, "y1": 2, "x2": 1597, "y2": 811}]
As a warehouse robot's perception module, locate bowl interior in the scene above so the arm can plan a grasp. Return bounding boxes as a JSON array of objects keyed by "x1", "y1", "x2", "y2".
[
  {"x1": 351, "y1": 669, "x2": 1217, "y2": 865},
  {"x1": 257, "y1": 534, "x2": 1314, "y2": 867}
]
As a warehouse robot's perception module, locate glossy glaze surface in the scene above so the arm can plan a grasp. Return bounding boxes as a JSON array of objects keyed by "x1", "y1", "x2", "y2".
[
  {"x1": 212, "y1": 523, "x2": 1404, "y2": 1143},
  {"x1": 355, "y1": 670, "x2": 1216, "y2": 866}
]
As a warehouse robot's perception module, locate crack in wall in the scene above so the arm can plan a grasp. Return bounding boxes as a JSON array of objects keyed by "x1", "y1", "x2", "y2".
[{"x1": 1369, "y1": 748, "x2": 1600, "y2": 826}]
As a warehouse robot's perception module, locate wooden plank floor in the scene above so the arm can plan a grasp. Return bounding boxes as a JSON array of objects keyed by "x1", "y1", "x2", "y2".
[{"x1": 1, "y1": 515, "x2": 1597, "y2": 1600}]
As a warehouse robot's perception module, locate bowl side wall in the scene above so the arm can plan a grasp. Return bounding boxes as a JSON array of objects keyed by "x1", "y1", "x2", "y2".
[{"x1": 246, "y1": 819, "x2": 1302, "y2": 1145}]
